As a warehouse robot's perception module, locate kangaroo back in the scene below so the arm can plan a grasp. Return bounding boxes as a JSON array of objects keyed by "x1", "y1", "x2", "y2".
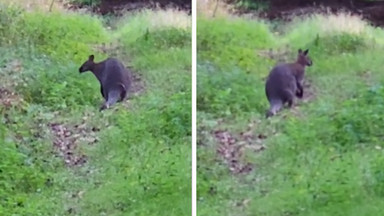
[
  {"x1": 100, "y1": 58, "x2": 132, "y2": 110},
  {"x1": 265, "y1": 65, "x2": 297, "y2": 117},
  {"x1": 79, "y1": 55, "x2": 132, "y2": 110},
  {"x1": 103, "y1": 58, "x2": 131, "y2": 92},
  {"x1": 265, "y1": 49, "x2": 312, "y2": 117}
]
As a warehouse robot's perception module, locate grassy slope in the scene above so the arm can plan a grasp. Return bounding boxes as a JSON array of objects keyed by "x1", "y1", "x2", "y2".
[
  {"x1": 197, "y1": 13, "x2": 384, "y2": 216},
  {"x1": 0, "y1": 3, "x2": 191, "y2": 216}
]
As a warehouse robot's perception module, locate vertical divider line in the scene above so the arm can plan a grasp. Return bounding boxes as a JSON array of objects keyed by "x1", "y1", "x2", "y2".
[{"x1": 191, "y1": 0, "x2": 197, "y2": 215}]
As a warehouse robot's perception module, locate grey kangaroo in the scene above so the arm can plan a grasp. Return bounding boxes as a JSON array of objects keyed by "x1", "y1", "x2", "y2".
[
  {"x1": 265, "y1": 49, "x2": 312, "y2": 118},
  {"x1": 79, "y1": 55, "x2": 132, "y2": 111}
]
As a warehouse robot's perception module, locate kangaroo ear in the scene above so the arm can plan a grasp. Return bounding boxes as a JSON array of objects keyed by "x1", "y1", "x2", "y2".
[
  {"x1": 303, "y1": 49, "x2": 309, "y2": 55},
  {"x1": 89, "y1": 55, "x2": 95, "y2": 61},
  {"x1": 298, "y1": 49, "x2": 303, "y2": 54}
]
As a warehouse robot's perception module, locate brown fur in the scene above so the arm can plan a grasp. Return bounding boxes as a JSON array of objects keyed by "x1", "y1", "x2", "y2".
[
  {"x1": 79, "y1": 55, "x2": 132, "y2": 111},
  {"x1": 265, "y1": 49, "x2": 312, "y2": 118}
]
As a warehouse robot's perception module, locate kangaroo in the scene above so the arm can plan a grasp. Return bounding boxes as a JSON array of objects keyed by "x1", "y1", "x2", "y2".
[
  {"x1": 265, "y1": 49, "x2": 312, "y2": 118},
  {"x1": 79, "y1": 55, "x2": 132, "y2": 111}
]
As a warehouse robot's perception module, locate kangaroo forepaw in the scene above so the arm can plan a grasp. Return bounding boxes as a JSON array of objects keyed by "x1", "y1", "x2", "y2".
[{"x1": 296, "y1": 90, "x2": 303, "y2": 98}]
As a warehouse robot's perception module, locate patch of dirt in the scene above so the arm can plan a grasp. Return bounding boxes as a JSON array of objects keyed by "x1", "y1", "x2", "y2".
[
  {"x1": 129, "y1": 71, "x2": 146, "y2": 97},
  {"x1": 2, "y1": 59, "x2": 23, "y2": 73},
  {"x1": 49, "y1": 119, "x2": 100, "y2": 166},
  {"x1": 257, "y1": 48, "x2": 291, "y2": 64},
  {"x1": 1, "y1": 59, "x2": 25, "y2": 88},
  {"x1": 302, "y1": 80, "x2": 316, "y2": 103},
  {"x1": 357, "y1": 70, "x2": 376, "y2": 86},
  {"x1": 0, "y1": 88, "x2": 24, "y2": 109},
  {"x1": 213, "y1": 123, "x2": 266, "y2": 175}
]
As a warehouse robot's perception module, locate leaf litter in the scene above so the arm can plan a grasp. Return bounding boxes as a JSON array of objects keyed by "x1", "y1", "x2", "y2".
[{"x1": 213, "y1": 121, "x2": 267, "y2": 175}]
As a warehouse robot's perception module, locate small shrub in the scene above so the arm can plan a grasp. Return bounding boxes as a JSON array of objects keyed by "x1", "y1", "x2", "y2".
[
  {"x1": 0, "y1": 125, "x2": 49, "y2": 215},
  {"x1": 20, "y1": 11, "x2": 108, "y2": 62},
  {"x1": 132, "y1": 28, "x2": 191, "y2": 54},
  {"x1": 115, "y1": 9, "x2": 191, "y2": 47},
  {"x1": 308, "y1": 33, "x2": 369, "y2": 55},
  {"x1": 197, "y1": 18, "x2": 275, "y2": 70},
  {"x1": 0, "y1": 5, "x2": 24, "y2": 45},
  {"x1": 197, "y1": 62, "x2": 266, "y2": 116},
  {"x1": 282, "y1": 12, "x2": 371, "y2": 48},
  {"x1": 12, "y1": 55, "x2": 101, "y2": 109},
  {"x1": 370, "y1": 156, "x2": 384, "y2": 197},
  {"x1": 331, "y1": 84, "x2": 384, "y2": 146},
  {"x1": 114, "y1": 91, "x2": 191, "y2": 139}
]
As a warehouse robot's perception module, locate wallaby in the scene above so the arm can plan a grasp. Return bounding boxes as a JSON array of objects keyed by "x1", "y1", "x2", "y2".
[
  {"x1": 79, "y1": 55, "x2": 132, "y2": 111},
  {"x1": 265, "y1": 49, "x2": 312, "y2": 118}
]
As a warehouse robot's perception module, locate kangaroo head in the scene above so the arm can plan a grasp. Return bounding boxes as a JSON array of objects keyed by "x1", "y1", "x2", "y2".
[
  {"x1": 79, "y1": 55, "x2": 95, "y2": 73},
  {"x1": 296, "y1": 49, "x2": 312, "y2": 67}
]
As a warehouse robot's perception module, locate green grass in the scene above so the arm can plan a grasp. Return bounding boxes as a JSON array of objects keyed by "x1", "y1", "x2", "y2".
[
  {"x1": 197, "y1": 12, "x2": 384, "y2": 216},
  {"x1": 0, "y1": 4, "x2": 191, "y2": 216}
]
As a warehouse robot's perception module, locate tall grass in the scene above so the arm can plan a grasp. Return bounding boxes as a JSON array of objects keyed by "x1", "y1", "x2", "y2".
[
  {"x1": 197, "y1": 11, "x2": 384, "y2": 216},
  {"x1": 283, "y1": 12, "x2": 384, "y2": 47}
]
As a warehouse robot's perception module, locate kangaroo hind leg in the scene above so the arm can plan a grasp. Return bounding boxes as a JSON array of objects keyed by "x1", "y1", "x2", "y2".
[
  {"x1": 100, "y1": 89, "x2": 122, "y2": 111},
  {"x1": 118, "y1": 83, "x2": 127, "y2": 102}
]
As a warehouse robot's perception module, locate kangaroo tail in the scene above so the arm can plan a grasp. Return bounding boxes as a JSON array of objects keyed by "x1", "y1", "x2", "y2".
[
  {"x1": 266, "y1": 99, "x2": 283, "y2": 118},
  {"x1": 100, "y1": 89, "x2": 122, "y2": 111}
]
